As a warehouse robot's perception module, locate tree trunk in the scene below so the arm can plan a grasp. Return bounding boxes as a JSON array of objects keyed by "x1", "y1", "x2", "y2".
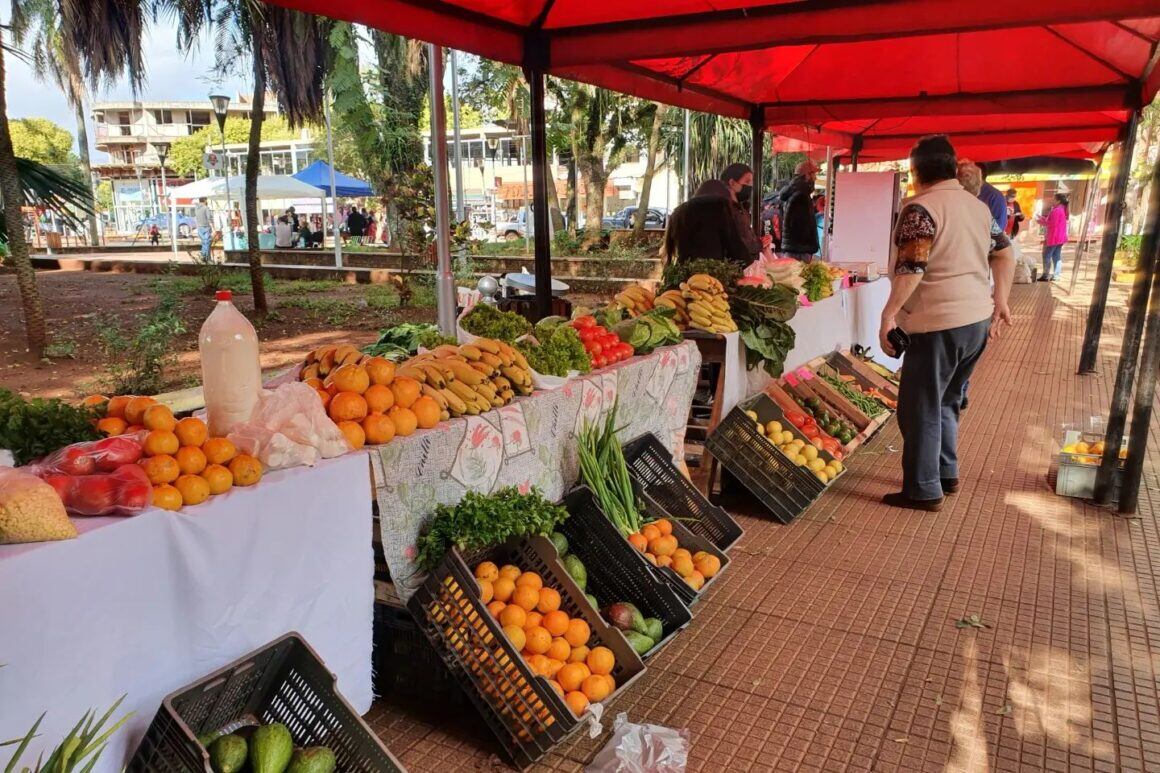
[
  {"x1": 73, "y1": 100, "x2": 100, "y2": 247},
  {"x1": 0, "y1": 41, "x2": 46, "y2": 358},
  {"x1": 579, "y1": 158, "x2": 607, "y2": 249},
  {"x1": 632, "y1": 104, "x2": 668, "y2": 240},
  {"x1": 246, "y1": 42, "x2": 268, "y2": 315}
]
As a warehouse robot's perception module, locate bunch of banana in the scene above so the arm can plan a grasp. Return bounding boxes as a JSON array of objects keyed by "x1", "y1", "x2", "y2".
[
  {"x1": 299, "y1": 343, "x2": 366, "y2": 381},
  {"x1": 394, "y1": 337, "x2": 533, "y2": 419},
  {"x1": 680, "y1": 273, "x2": 738, "y2": 334},
  {"x1": 653, "y1": 289, "x2": 690, "y2": 329},
  {"x1": 614, "y1": 285, "x2": 654, "y2": 317}
]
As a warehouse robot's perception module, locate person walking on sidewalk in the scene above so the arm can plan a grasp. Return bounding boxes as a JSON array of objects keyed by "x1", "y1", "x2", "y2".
[
  {"x1": 1037, "y1": 193, "x2": 1069, "y2": 282},
  {"x1": 879, "y1": 135, "x2": 1015, "y2": 511},
  {"x1": 194, "y1": 197, "x2": 213, "y2": 260}
]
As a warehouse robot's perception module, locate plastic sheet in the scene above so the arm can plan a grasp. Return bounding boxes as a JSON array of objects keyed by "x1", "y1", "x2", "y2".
[
  {"x1": 227, "y1": 382, "x2": 352, "y2": 470},
  {"x1": 586, "y1": 713, "x2": 689, "y2": 773},
  {"x1": 26, "y1": 436, "x2": 153, "y2": 517}
]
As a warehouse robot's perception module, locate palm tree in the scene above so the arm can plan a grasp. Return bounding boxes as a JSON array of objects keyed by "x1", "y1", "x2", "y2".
[
  {"x1": 2, "y1": 0, "x2": 147, "y2": 358},
  {"x1": 167, "y1": 1, "x2": 333, "y2": 315},
  {"x1": 11, "y1": 0, "x2": 100, "y2": 247},
  {"x1": 632, "y1": 102, "x2": 669, "y2": 240}
]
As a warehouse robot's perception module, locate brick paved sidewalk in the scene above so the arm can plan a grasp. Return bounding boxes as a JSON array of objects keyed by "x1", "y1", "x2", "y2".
[{"x1": 369, "y1": 278, "x2": 1160, "y2": 772}]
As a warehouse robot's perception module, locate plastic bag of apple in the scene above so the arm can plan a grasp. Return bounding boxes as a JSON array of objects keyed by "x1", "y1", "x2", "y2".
[{"x1": 32, "y1": 396, "x2": 263, "y2": 515}]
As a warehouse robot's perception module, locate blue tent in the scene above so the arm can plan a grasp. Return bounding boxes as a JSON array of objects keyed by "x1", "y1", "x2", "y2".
[{"x1": 292, "y1": 160, "x2": 374, "y2": 198}]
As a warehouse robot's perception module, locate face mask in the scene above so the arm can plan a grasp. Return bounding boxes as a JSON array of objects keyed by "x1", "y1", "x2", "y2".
[{"x1": 738, "y1": 184, "x2": 753, "y2": 202}]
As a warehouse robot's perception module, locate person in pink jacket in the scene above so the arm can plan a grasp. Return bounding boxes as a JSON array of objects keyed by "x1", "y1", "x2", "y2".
[{"x1": 1037, "y1": 193, "x2": 1069, "y2": 281}]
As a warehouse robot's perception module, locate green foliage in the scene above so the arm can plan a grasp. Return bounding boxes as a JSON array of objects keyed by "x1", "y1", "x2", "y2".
[
  {"x1": 418, "y1": 96, "x2": 482, "y2": 131},
  {"x1": 738, "y1": 320, "x2": 796, "y2": 376},
  {"x1": 97, "y1": 292, "x2": 187, "y2": 396},
  {"x1": 415, "y1": 487, "x2": 570, "y2": 571},
  {"x1": 0, "y1": 158, "x2": 94, "y2": 242},
  {"x1": 0, "y1": 389, "x2": 101, "y2": 465},
  {"x1": 95, "y1": 180, "x2": 113, "y2": 212},
  {"x1": 365, "y1": 283, "x2": 401, "y2": 313},
  {"x1": 517, "y1": 325, "x2": 590, "y2": 377},
  {"x1": 168, "y1": 117, "x2": 300, "y2": 177},
  {"x1": 9, "y1": 117, "x2": 75, "y2": 165},
  {"x1": 280, "y1": 297, "x2": 360, "y2": 325},
  {"x1": 460, "y1": 303, "x2": 532, "y2": 342},
  {"x1": 3, "y1": 696, "x2": 131, "y2": 773},
  {"x1": 800, "y1": 262, "x2": 832, "y2": 302},
  {"x1": 363, "y1": 322, "x2": 449, "y2": 359}
]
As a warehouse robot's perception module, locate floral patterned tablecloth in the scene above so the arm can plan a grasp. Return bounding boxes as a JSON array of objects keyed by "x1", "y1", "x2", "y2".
[{"x1": 369, "y1": 340, "x2": 701, "y2": 600}]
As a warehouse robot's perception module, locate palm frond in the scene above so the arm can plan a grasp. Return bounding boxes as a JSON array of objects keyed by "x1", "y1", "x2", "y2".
[
  {"x1": 0, "y1": 158, "x2": 96, "y2": 242},
  {"x1": 57, "y1": 0, "x2": 146, "y2": 91},
  {"x1": 257, "y1": 4, "x2": 332, "y2": 126}
]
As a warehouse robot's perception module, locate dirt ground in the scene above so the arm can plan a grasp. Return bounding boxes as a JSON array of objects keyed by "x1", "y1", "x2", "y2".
[{"x1": 0, "y1": 269, "x2": 438, "y2": 398}]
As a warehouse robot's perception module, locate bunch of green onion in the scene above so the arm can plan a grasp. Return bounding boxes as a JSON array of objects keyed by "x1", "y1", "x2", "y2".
[{"x1": 577, "y1": 399, "x2": 644, "y2": 537}]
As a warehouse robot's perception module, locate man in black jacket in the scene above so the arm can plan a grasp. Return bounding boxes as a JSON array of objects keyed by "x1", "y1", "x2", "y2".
[
  {"x1": 776, "y1": 160, "x2": 820, "y2": 260},
  {"x1": 661, "y1": 180, "x2": 753, "y2": 267}
]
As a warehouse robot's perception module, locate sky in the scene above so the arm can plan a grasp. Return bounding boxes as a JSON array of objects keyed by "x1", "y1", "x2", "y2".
[{"x1": 6, "y1": 22, "x2": 250, "y2": 162}]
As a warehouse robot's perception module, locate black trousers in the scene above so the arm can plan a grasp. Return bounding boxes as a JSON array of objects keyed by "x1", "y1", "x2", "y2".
[{"x1": 896, "y1": 319, "x2": 990, "y2": 500}]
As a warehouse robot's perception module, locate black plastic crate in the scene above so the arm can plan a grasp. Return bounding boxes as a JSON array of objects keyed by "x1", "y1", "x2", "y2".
[
  {"x1": 408, "y1": 537, "x2": 645, "y2": 770},
  {"x1": 558, "y1": 487, "x2": 692, "y2": 658},
  {"x1": 129, "y1": 633, "x2": 404, "y2": 773},
  {"x1": 373, "y1": 598, "x2": 468, "y2": 707},
  {"x1": 623, "y1": 433, "x2": 744, "y2": 552},
  {"x1": 635, "y1": 489, "x2": 731, "y2": 606}
]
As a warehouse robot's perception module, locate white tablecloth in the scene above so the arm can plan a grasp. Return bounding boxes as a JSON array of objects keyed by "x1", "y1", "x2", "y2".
[{"x1": 0, "y1": 453, "x2": 375, "y2": 771}]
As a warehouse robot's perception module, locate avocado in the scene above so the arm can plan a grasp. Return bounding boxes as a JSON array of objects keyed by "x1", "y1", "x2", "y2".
[
  {"x1": 550, "y1": 531, "x2": 569, "y2": 557},
  {"x1": 249, "y1": 723, "x2": 293, "y2": 773},
  {"x1": 643, "y1": 617, "x2": 663, "y2": 642},
  {"x1": 585, "y1": 593, "x2": 600, "y2": 610},
  {"x1": 623, "y1": 630, "x2": 655, "y2": 655},
  {"x1": 563, "y1": 554, "x2": 587, "y2": 590},
  {"x1": 208, "y1": 734, "x2": 248, "y2": 773},
  {"x1": 286, "y1": 746, "x2": 337, "y2": 773},
  {"x1": 623, "y1": 602, "x2": 649, "y2": 635}
]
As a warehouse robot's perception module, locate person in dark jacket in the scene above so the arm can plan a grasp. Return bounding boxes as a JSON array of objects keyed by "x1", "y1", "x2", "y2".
[
  {"x1": 661, "y1": 180, "x2": 753, "y2": 267},
  {"x1": 720, "y1": 163, "x2": 764, "y2": 262},
  {"x1": 776, "y1": 160, "x2": 820, "y2": 259}
]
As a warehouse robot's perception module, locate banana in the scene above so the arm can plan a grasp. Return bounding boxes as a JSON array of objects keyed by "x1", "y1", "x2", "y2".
[
  {"x1": 489, "y1": 394, "x2": 505, "y2": 408},
  {"x1": 458, "y1": 344, "x2": 483, "y2": 361},
  {"x1": 474, "y1": 381, "x2": 497, "y2": 401},
  {"x1": 616, "y1": 294, "x2": 636, "y2": 311},
  {"x1": 300, "y1": 363, "x2": 320, "y2": 381},
  {"x1": 448, "y1": 379, "x2": 481, "y2": 404},
  {"x1": 421, "y1": 384, "x2": 449, "y2": 410},
  {"x1": 500, "y1": 389, "x2": 515, "y2": 402},
  {"x1": 470, "y1": 361, "x2": 496, "y2": 377},
  {"x1": 396, "y1": 365, "x2": 427, "y2": 384},
  {"x1": 319, "y1": 349, "x2": 337, "y2": 377},
  {"x1": 444, "y1": 359, "x2": 486, "y2": 386},
  {"x1": 494, "y1": 342, "x2": 519, "y2": 369},
  {"x1": 690, "y1": 313, "x2": 715, "y2": 329},
  {"x1": 439, "y1": 387, "x2": 468, "y2": 416},
  {"x1": 473, "y1": 338, "x2": 501, "y2": 355},
  {"x1": 503, "y1": 344, "x2": 530, "y2": 372},
  {"x1": 340, "y1": 349, "x2": 363, "y2": 367},
  {"x1": 479, "y1": 352, "x2": 504, "y2": 369},
  {"x1": 492, "y1": 375, "x2": 511, "y2": 391},
  {"x1": 433, "y1": 344, "x2": 461, "y2": 359},
  {"x1": 501, "y1": 366, "x2": 531, "y2": 387},
  {"x1": 416, "y1": 363, "x2": 448, "y2": 389},
  {"x1": 426, "y1": 360, "x2": 459, "y2": 382}
]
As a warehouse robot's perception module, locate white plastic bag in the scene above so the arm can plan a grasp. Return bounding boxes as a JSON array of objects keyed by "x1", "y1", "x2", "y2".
[
  {"x1": 227, "y1": 382, "x2": 352, "y2": 470},
  {"x1": 585, "y1": 713, "x2": 689, "y2": 773}
]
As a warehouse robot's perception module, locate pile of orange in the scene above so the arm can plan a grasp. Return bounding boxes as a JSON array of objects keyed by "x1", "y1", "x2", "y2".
[
  {"x1": 474, "y1": 560, "x2": 616, "y2": 717},
  {"x1": 90, "y1": 396, "x2": 264, "y2": 511},
  {"x1": 626, "y1": 518, "x2": 720, "y2": 591},
  {"x1": 302, "y1": 357, "x2": 441, "y2": 450}
]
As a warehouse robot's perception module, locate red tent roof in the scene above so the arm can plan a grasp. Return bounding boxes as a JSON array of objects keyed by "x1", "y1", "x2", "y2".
[{"x1": 270, "y1": 0, "x2": 1160, "y2": 159}]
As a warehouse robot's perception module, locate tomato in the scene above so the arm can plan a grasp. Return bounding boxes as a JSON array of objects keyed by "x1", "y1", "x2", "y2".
[
  {"x1": 783, "y1": 411, "x2": 808, "y2": 428},
  {"x1": 619, "y1": 343, "x2": 634, "y2": 359},
  {"x1": 56, "y1": 446, "x2": 96, "y2": 476},
  {"x1": 578, "y1": 327, "x2": 597, "y2": 343},
  {"x1": 41, "y1": 474, "x2": 75, "y2": 503},
  {"x1": 588, "y1": 342, "x2": 602, "y2": 356},
  {"x1": 116, "y1": 481, "x2": 152, "y2": 512},
  {"x1": 112, "y1": 462, "x2": 150, "y2": 487},
  {"x1": 594, "y1": 355, "x2": 607, "y2": 369},
  {"x1": 93, "y1": 436, "x2": 143, "y2": 471},
  {"x1": 70, "y1": 475, "x2": 117, "y2": 515},
  {"x1": 574, "y1": 316, "x2": 597, "y2": 328},
  {"x1": 602, "y1": 334, "x2": 619, "y2": 348}
]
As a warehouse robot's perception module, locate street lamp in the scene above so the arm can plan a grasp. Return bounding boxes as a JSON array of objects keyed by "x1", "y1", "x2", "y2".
[
  {"x1": 209, "y1": 93, "x2": 233, "y2": 251},
  {"x1": 155, "y1": 142, "x2": 176, "y2": 256}
]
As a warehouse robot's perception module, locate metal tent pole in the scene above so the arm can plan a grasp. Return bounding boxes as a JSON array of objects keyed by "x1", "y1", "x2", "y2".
[
  {"x1": 749, "y1": 109, "x2": 763, "y2": 233},
  {"x1": 451, "y1": 50, "x2": 466, "y2": 222},
  {"x1": 1068, "y1": 155, "x2": 1105, "y2": 295},
  {"x1": 325, "y1": 88, "x2": 342, "y2": 267},
  {"x1": 683, "y1": 109, "x2": 691, "y2": 202},
  {"x1": 1093, "y1": 154, "x2": 1160, "y2": 504},
  {"x1": 428, "y1": 44, "x2": 456, "y2": 335},
  {"x1": 1079, "y1": 113, "x2": 1139, "y2": 373},
  {"x1": 525, "y1": 65, "x2": 552, "y2": 320},
  {"x1": 851, "y1": 136, "x2": 863, "y2": 172},
  {"x1": 823, "y1": 146, "x2": 836, "y2": 261}
]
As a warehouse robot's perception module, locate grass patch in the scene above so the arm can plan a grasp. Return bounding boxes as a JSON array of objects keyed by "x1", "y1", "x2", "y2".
[
  {"x1": 279, "y1": 296, "x2": 361, "y2": 325},
  {"x1": 44, "y1": 339, "x2": 78, "y2": 359},
  {"x1": 366, "y1": 284, "x2": 401, "y2": 312},
  {"x1": 268, "y1": 278, "x2": 344, "y2": 296}
]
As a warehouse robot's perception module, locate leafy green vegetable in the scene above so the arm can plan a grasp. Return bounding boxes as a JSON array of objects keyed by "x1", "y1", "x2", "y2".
[
  {"x1": 415, "y1": 487, "x2": 570, "y2": 570},
  {"x1": 577, "y1": 400, "x2": 644, "y2": 537},
  {"x1": 661, "y1": 259, "x2": 742, "y2": 292},
  {"x1": 0, "y1": 389, "x2": 101, "y2": 465},
  {"x1": 738, "y1": 321, "x2": 796, "y2": 376},
  {"x1": 517, "y1": 326, "x2": 591, "y2": 377},
  {"x1": 363, "y1": 323, "x2": 452, "y2": 360},
  {"x1": 800, "y1": 261, "x2": 832, "y2": 302},
  {"x1": 614, "y1": 312, "x2": 681, "y2": 355},
  {"x1": 729, "y1": 284, "x2": 799, "y2": 323},
  {"x1": 820, "y1": 374, "x2": 886, "y2": 417},
  {"x1": 460, "y1": 303, "x2": 532, "y2": 342}
]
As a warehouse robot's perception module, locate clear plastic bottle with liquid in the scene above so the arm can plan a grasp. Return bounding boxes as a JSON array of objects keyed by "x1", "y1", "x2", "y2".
[{"x1": 199, "y1": 290, "x2": 262, "y2": 436}]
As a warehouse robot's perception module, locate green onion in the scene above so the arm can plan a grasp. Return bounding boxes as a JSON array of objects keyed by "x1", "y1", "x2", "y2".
[{"x1": 577, "y1": 399, "x2": 644, "y2": 536}]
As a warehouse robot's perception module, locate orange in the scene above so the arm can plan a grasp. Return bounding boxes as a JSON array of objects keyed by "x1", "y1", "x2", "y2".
[
  {"x1": 672, "y1": 548, "x2": 692, "y2": 564},
  {"x1": 389, "y1": 377, "x2": 421, "y2": 409},
  {"x1": 363, "y1": 384, "x2": 395, "y2": 414},
  {"x1": 586, "y1": 646, "x2": 615, "y2": 676},
  {"x1": 326, "y1": 363, "x2": 370, "y2": 394},
  {"x1": 641, "y1": 524, "x2": 661, "y2": 542},
  {"x1": 492, "y1": 578, "x2": 516, "y2": 603},
  {"x1": 547, "y1": 637, "x2": 571, "y2": 661},
  {"x1": 528, "y1": 654, "x2": 554, "y2": 677},
  {"x1": 648, "y1": 535, "x2": 678, "y2": 557},
  {"x1": 671, "y1": 554, "x2": 694, "y2": 578},
  {"x1": 653, "y1": 518, "x2": 673, "y2": 536},
  {"x1": 581, "y1": 674, "x2": 612, "y2": 702},
  {"x1": 546, "y1": 659, "x2": 565, "y2": 678},
  {"x1": 152, "y1": 483, "x2": 183, "y2": 511},
  {"x1": 499, "y1": 604, "x2": 527, "y2": 629},
  {"x1": 105, "y1": 395, "x2": 133, "y2": 419},
  {"x1": 486, "y1": 600, "x2": 506, "y2": 617},
  {"x1": 411, "y1": 396, "x2": 441, "y2": 429},
  {"x1": 542, "y1": 610, "x2": 569, "y2": 637},
  {"x1": 143, "y1": 404, "x2": 176, "y2": 432},
  {"x1": 515, "y1": 572, "x2": 543, "y2": 590},
  {"x1": 202, "y1": 438, "x2": 237, "y2": 465},
  {"x1": 656, "y1": 555, "x2": 672, "y2": 568},
  {"x1": 143, "y1": 430, "x2": 179, "y2": 457},
  {"x1": 176, "y1": 446, "x2": 208, "y2": 475},
  {"x1": 564, "y1": 618, "x2": 591, "y2": 648},
  {"x1": 567, "y1": 645, "x2": 590, "y2": 664},
  {"x1": 96, "y1": 416, "x2": 128, "y2": 436},
  {"x1": 628, "y1": 533, "x2": 648, "y2": 552},
  {"x1": 695, "y1": 554, "x2": 721, "y2": 578},
  {"x1": 302, "y1": 377, "x2": 324, "y2": 390},
  {"x1": 548, "y1": 680, "x2": 565, "y2": 698},
  {"x1": 643, "y1": 552, "x2": 658, "y2": 566},
  {"x1": 338, "y1": 420, "x2": 366, "y2": 450},
  {"x1": 228, "y1": 454, "x2": 263, "y2": 487},
  {"x1": 316, "y1": 389, "x2": 331, "y2": 411},
  {"x1": 557, "y1": 662, "x2": 590, "y2": 692},
  {"x1": 140, "y1": 454, "x2": 180, "y2": 485},
  {"x1": 81, "y1": 394, "x2": 109, "y2": 408},
  {"x1": 537, "y1": 587, "x2": 562, "y2": 614},
  {"x1": 524, "y1": 611, "x2": 543, "y2": 630},
  {"x1": 478, "y1": 579, "x2": 494, "y2": 604},
  {"x1": 390, "y1": 407, "x2": 418, "y2": 437},
  {"x1": 201, "y1": 463, "x2": 233, "y2": 494},
  {"x1": 503, "y1": 625, "x2": 526, "y2": 652},
  {"x1": 498, "y1": 564, "x2": 522, "y2": 581},
  {"x1": 512, "y1": 584, "x2": 540, "y2": 612},
  {"x1": 174, "y1": 417, "x2": 209, "y2": 448},
  {"x1": 174, "y1": 474, "x2": 211, "y2": 506},
  {"x1": 524, "y1": 626, "x2": 552, "y2": 655},
  {"x1": 565, "y1": 691, "x2": 590, "y2": 716},
  {"x1": 475, "y1": 561, "x2": 500, "y2": 582},
  {"x1": 365, "y1": 357, "x2": 396, "y2": 386},
  {"x1": 329, "y1": 391, "x2": 369, "y2": 423},
  {"x1": 326, "y1": 382, "x2": 340, "y2": 398},
  {"x1": 124, "y1": 396, "x2": 156, "y2": 425},
  {"x1": 685, "y1": 571, "x2": 705, "y2": 591}
]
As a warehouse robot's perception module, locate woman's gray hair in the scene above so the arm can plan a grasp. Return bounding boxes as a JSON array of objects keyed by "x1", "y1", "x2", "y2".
[{"x1": 956, "y1": 161, "x2": 983, "y2": 196}]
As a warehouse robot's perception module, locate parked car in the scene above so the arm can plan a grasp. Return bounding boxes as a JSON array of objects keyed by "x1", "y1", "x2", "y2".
[
  {"x1": 601, "y1": 206, "x2": 667, "y2": 231},
  {"x1": 137, "y1": 213, "x2": 197, "y2": 238},
  {"x1": 495, "y1": 209, "x2": 530, "y2": 240}
]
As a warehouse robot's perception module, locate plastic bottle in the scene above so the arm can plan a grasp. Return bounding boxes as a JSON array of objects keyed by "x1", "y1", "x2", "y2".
[{"x1": 199, "y1": 290, "x2": 262, "y2": 436}]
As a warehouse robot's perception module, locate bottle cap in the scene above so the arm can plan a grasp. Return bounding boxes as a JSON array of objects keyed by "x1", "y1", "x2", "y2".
[{"x1": 215, "y1": 290, "x2": 232, "y2": 302}]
